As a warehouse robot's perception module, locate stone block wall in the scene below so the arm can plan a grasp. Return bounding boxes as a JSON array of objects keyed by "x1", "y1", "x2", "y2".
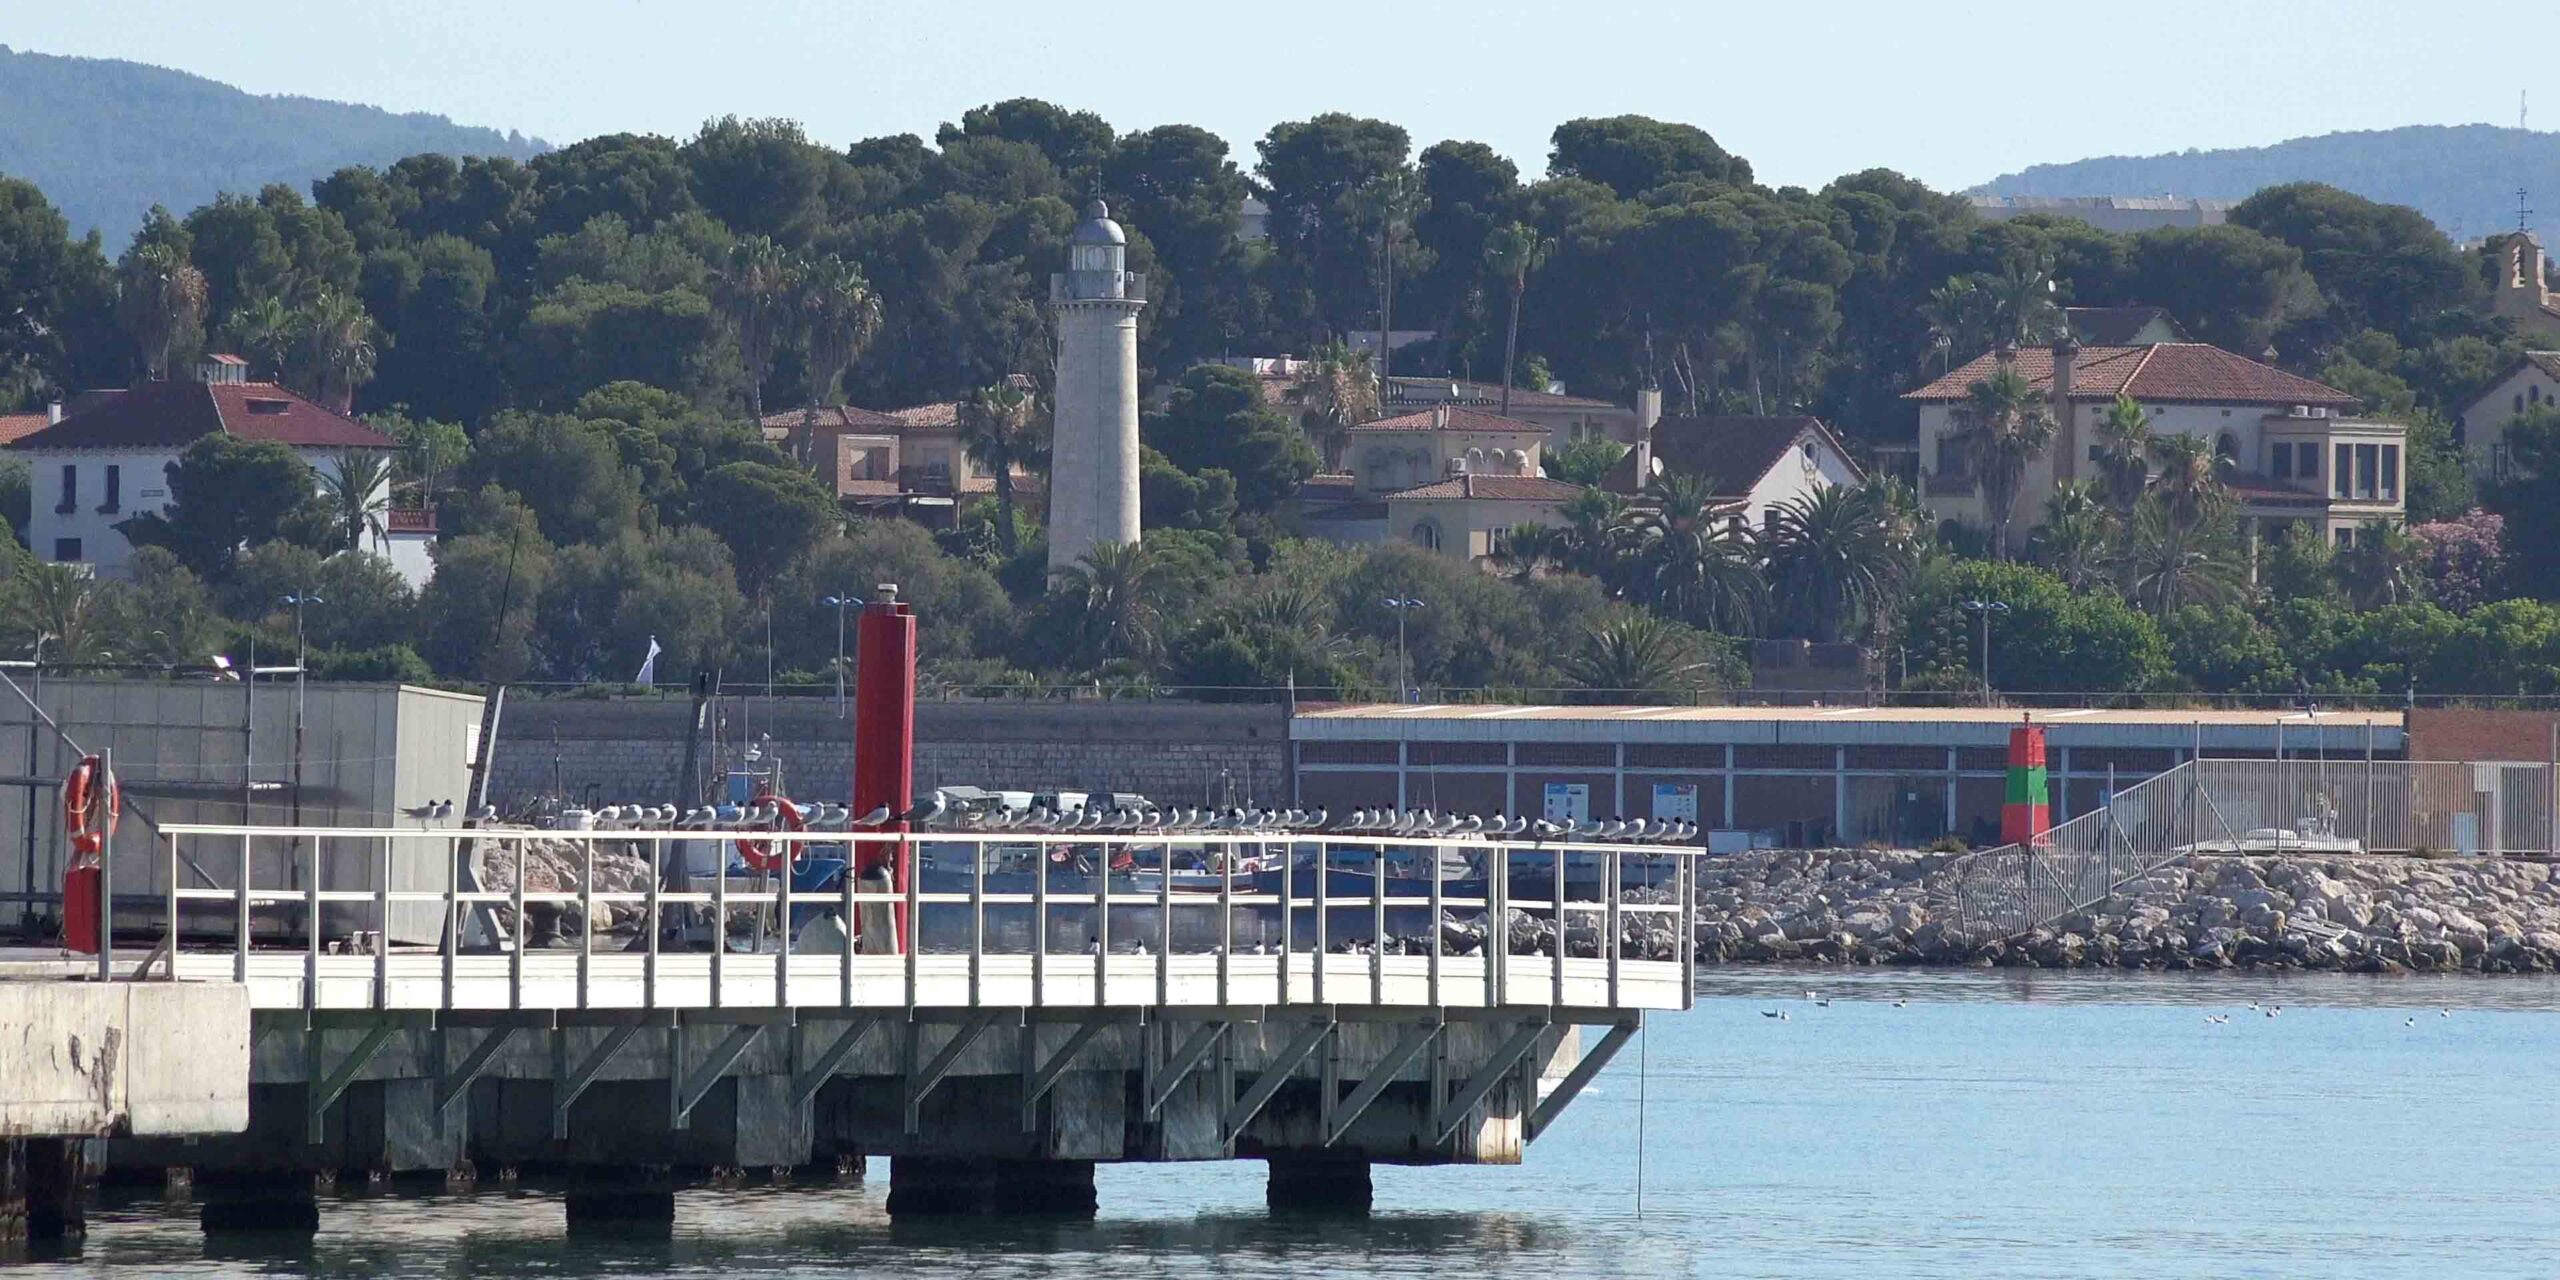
[{"x1": 488, "y1": 697, "x2": 1289, "y2": 810}]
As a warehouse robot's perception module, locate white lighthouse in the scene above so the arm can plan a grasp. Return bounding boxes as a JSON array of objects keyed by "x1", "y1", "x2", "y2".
[{"x1": 1047, "y1": 200, "x2": 1145, "y2": 578}]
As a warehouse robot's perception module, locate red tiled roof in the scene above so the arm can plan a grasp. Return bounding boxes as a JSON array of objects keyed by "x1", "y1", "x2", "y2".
[
  {"x1": 8, "y1": 380, "x2": 396, "y2": 451},
  {"x1": 886, "y1": 402, "x2": 961, "y2": 430},
  {"x1": 758, "y1": 404, "x2": 908, "y2": 432},
  {"x1": 1605, "y1": 416, "x2": 1862, "y2": 498},
  {"x1": 1385, "y1": 475, "x2": 1585, "y2": 502},
  {"x1": 1296, "y1": 472, "x2": 1362, "y2": 503},
  {"x1": 1348, "y1": 407, "x2": 1550, "y2": 434},
  {"x1": 2221, "y1": 472, "x2": 2329, "y2": 508},
  {"x1": 0, "y1": 414, "x2": 50, "y2": 446},
  {"x1": 1905, "y1": 344, "x2": 2359, "y2": 408},
  {"x1": 2522, "y1": 351, "x2": 2560, "y2": 380}
]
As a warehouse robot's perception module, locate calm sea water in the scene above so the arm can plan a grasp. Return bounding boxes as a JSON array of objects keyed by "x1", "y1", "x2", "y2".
[{"x1": 21, "y1": 968, "x2": 2560, "y2": 1279}]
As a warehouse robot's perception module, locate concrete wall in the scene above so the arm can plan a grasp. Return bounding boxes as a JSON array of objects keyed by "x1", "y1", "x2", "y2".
[
  {"x1": 487, "y1": 697, "x2": 1291, "y2": 811},
  {"x1": 0, "y1": 982, "x2": 249, "y2": 1137}
]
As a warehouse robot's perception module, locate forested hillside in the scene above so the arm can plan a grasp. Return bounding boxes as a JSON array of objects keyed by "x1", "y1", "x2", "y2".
[
  {"x1": 1, "y1": 100, "x2": 2557, "y2": 707},
  {"x1": 1972, "y1": 125, "x2": 2560, "y2": 247},
  {"x1": 0, "y1": 45, "x2": 545, "y2": 249}
]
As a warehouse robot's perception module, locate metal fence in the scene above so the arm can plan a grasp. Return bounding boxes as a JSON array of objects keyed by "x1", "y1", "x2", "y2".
[
  {"x1": 1944, "y1": 758, "x2": 2560, "y2": 941},
  {"x1": 143, "y1": 825, "x2": 1698, "y2": 1016}
]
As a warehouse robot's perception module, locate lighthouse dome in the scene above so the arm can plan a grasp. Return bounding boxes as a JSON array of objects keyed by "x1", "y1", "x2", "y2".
[{"x1": 1072, "y1": 200, "x2": 1126, "y2": 246}]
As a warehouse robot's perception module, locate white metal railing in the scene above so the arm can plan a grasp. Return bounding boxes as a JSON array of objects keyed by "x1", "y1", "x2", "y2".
[{"x1": 151, "y1": 825, "x2": 1699, "y2": 1015}]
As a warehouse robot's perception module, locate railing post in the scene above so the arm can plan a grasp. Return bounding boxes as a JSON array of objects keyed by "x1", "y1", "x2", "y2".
[
  {"x1": 509, "y1": 833, "x2": 526, "y2": 1012},
  {"x1": 1217, "y1": 838, "x2": 1232, "y2": 1008},
  {"x1": 442, "y1": 833, "x2": 457, "y2": 1008},
  {"x1": 904, "y1": 834, "x2": 920, "y2": 1009},
  {"x1": 1092, "y1": 837, "x2": 1108, "y2": 1007},
  {"x1": 646, "y1": 835, "x2": 662, "y2": 1010},
  {"x1": 304, "y1": 822, "x2": 321, "y2": 1009},
  {"x1": 1605, "y1": 847, "x2": 1621, "y2": 1009},
  {"x1": 236, "y1": 831, "x2": 252, "y2": 985},
  {"x1": 1369, "y1": 842, "x2": 1386, "y2": 1002},
  {"x1": 712, "y1": 835, "x2": 729, "y2": 1009},
  {"x1": 163, "y1": 832, "x2": 179, "y2": 983},
  {"x1": 1428, "y1": 835, "x2": 1444, "y2": 1008},
  {"x1": 836, "y1": 834, "x2": 853, "y2": 1008},
  {"x1": 1313, "y1": 834, "x2": 1329, "y2": 1004},
  {"x1": 1551, "y1": 846, "x2": 1566, "y2": 1010},
  {"x1": 1032, "y1": 835, "x2": 1047, "y2": 1008},
  {"x1": 779, "y1": 832, "x2": 797, "y2": 1009},
  {"x1": 969, "y1": 834, "x2": 984, "y2": 1007},
  {"x1": 1490, "y1": 842, "x2": 1508, "y2": 1006},
  {"x1": 374, "y1": 834, "x2": 392, "y2": 1011},
  {"x1": 579, "y1": 836, "x2": 595, "y2": 1012},
  {"x1": 1157, "y1": 835, "x2": 1172, "y2": 1007},
  {"x1": 1278, "y1": 838, "x2": 1295, "y2": 1006}
]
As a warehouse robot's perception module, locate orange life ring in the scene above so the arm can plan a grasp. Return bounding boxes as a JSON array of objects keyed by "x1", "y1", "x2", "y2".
[
  {"x1": 736, "y1": 792, "x2": 807, "y2": 871},
  {"x1": 62, "y1": 755, "x2": 119, "y2": 862}
]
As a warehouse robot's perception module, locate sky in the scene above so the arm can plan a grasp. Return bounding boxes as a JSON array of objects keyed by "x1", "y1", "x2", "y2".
[{"x1": 4, "y1": 0, "x2": 2541, "y2": 191}]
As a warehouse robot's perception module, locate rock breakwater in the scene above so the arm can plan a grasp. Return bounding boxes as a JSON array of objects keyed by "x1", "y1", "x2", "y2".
[{"x1": 1665, "y1": 849, "x2": 2560, "y2": 973}]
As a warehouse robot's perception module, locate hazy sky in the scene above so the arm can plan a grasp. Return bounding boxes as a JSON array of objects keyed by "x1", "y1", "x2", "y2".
[{"x1": 9, "y1": 0, "x2": 2540, "y2": 190}]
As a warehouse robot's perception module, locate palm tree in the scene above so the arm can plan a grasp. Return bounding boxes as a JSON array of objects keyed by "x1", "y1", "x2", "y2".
[
  {"x1": 1920, "y1": 276, "x2": 1992, "y2": 375},
  {"x1": 291, "y1": 291, "x2": 377, "y2": 412},
  {"x1": 1630, "y1": 473, "x2": 1766, "y2": 633},
  {"x1": 2029, "y1": 480, "x2": 2119, "y2": 593},
  {"x1": 318, "y1": 452, "x2": 394, "y2": 554},
  {"x1": 218, "y1": 294, "x2": 296, "y2": 379},
  {"x1": 9, "y1": 564, "x2": 103, "y2": 663},
  {"x1": 1949, "y1": 367, "x2": 2057, "y2": 559},
  {"x1": 2336, "y1": 520, "x2": 2423, "y2": 609},
  {"x1": 796, "y1": 254, "x2": 883, "y2": 427},
  {"x1": 1560, "y1": 613, "x2": 1717, "y2": 706},
  {"x1": 718, "y1": 235, "x2": 799, "y2": 423},
  {"x1": 1764, "y1": 485, "x2": 1913, "y2": 642},
  {"x1": 1984, "y1": 259, "x2": 2065, "y2": 349},
  {"x1": 2147, "y1": 432, "x2": 2227, "y2": 531},
  {"x1": 2125, "y1": 499, "x2": 2247, "y2": 615},
  {"x1": 1559, "y1": 486, "x2": 1639, "y2": 581},
  {"x1": 1056, "y1": 540, "x2": 1167, "y2": 668},
  {"x1": 1356, "y1": 170, "x2": 1422, "y2": 380},
  {"x1": 115, "y1": 243, "x2": 207, "y2": 380},
  {"x1": 2091, "y1": 394, "x2": 2154, "y2": 516},
  {"x1": 1488, "y1": 522, "x2": 1570, "y2": 583},
  {"x1": 1294, "y1": 341, "x2": 1378, "y2": 471},
  {"x1": 1483, "y1": 221, "x2": 1552, "y2": 415},
  {"x1": 955, "y1": 379, "x2": 1044, "y2": 557}
]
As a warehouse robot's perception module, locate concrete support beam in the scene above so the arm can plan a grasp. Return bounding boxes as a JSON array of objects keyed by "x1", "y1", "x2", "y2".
[
  {"x1": 886, "y1": 1157, "x2": 1096, "y2": 1216},
  {"x1": 0, "y1": 1138, "x2": 88, "y2": 1242},
  {"x1": 562, "y1": 1166, "x2": 675, "y2": 1235},
  {"x1": 1267, "y1": 1152, "x2": 1371, "y2": 1215},
  {"x1": 195, "y1": 1170, "x2": 320, "y2": 1235}
]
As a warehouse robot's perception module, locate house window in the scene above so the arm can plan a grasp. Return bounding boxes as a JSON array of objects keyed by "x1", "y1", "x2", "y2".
[
  {"x1": 2215, "y1": 433, "x2": 2238, "y2": 462},
  {"x1": 2354, "y1": 443, "x2": 2380, "y2": 500},
  {"x1": 1410, "y1": 520, "x2": 1441, "y2": 552},
  {"x1": 2381, "y1": 444, "x2": 2400, "y2": 502},
  {"x1": 2518, "y1": 393, "x2": 2528, "y2": 416},
  {"x1": 98, "y1": 465, "x2": 119, "y2": 514},
  {"x1": 2298, "y1": 442, "x2": 2321, "y2": 478},
  {"x1": 52, "y1": 538, "x2": 79, "y2": 562},
  {"x1": 2334, "y1": 526, "x2": 2354, "y2": 549},
  {"x1": 55, "y1": 464, "x2": 74, "y2": 514},
  {"x1": 2269, "y1": 444, "x2": 2293, "y2": 479},
  {"x1": 2495, "y1": 442, "x2": 2517, "y2": 481},
  {"x1": 2534, "y1": 385, "x2": 2545, "y2": 406},
  {"x1": 2334, "y1": 444, "x2": 2351, "y2": 499}
]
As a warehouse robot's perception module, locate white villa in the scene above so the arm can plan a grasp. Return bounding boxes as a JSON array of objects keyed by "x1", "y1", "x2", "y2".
[{"x1": 6, "y1": 357, "x2": 431, "y2": 587}]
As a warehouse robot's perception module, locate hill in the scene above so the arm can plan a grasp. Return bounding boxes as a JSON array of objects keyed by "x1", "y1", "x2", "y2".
[
  {"x1": 0, "y1": 45, "x2": 549, "y2": 249},
  {"x1": 1969, "y1": 124, "x2": 2560, "y2": 246}
]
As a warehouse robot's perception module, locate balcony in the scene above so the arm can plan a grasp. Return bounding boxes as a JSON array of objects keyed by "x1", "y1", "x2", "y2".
[{"x1": 385, "y1": 506, "x2": 438, "y2": 534}]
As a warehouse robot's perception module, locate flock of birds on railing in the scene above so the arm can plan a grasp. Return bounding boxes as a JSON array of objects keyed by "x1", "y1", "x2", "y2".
[{"x1": 501, "y1": 797, "x2": 1697, "y2": 844}]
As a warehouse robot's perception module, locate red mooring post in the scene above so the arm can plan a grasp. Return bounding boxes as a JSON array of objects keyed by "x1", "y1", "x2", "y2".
[
  {"x1": 2000, "y1": 716, "x2": 2051, "y2": 847},
  {"x1": 853, "y1": 585, "x2": 917, "y2": 951}
]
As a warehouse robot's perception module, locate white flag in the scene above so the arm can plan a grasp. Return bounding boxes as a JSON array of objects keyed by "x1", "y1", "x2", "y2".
[{"x1": 635, "y1": 635, "x2": 662, "y2": 685}]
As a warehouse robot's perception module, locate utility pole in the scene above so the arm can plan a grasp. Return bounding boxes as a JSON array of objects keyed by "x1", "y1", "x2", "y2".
[
  {"x1": 1383, "y1": 597, "x2": 1426, "y2": 703},
  {"x1": 1961, "y1": 599, "x2": 2008, "y2": 708}
]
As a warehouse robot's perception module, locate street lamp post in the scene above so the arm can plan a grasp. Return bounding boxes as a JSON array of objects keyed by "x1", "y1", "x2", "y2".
[
  {"x1": 1383, "y1": 597, "x2": 1426, "y2": 703},
  {"x1": 820, "y1": 595, "x2": 856, "y2": 713},
  {"x1": 281, "y1": 593, "x2": 326, "y2": 672},
  {"x1": 279, "y1": 592, "x2": 324, "y2": 848},
  {"x1": 1960, "y1": 599, "x2": 2008, "y2": 707}
]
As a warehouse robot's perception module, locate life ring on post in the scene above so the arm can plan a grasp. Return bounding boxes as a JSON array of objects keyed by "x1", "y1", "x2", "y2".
[
  {"x1": 62, "y1": 755, "x2": 120, "y2": 863},
  {"x1": 735, "y1": 791, "x2": 807, "y2": 871}
]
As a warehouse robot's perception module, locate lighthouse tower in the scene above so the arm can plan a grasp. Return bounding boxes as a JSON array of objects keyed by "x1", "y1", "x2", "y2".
[{"x1": 1047, "y1": 200, "x2": 1146, "y2": 578}]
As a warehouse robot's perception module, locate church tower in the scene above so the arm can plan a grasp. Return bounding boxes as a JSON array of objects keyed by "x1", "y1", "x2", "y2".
[{"x1": 1047, "y1": 200, "x2": 1145, "y2": 578}]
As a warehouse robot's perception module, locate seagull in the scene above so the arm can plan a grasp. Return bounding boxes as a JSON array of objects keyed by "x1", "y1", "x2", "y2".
[
  {"x1": 903, "y1": 794, "x2": 946, "y2": 825},
  {"x1": 1892, "y1": 999, "x2": 1907, "y2": 1008},
  {"x1": 397, "y1": 801, "x2": 440, "y2": 828},
  {"x1": 2439, "y1": 1009, "x2": 2450, "y2": 1018},
  {"x1": 2206, "y1": 1014, "x2": 2229, "y2": 1025},
  {"x1": 2404, "y1": 1016, "x2": 2416, "y2": 1027},
  {"x1": 1760, "y1": 1009, "x2": 1789, "y2": 1021},
  {"x1": 432, "y1": 799, "x2": 455, "y2": 822},
  {"x1": 471, "y1": 804, "x2": 497, "y2": 822}
]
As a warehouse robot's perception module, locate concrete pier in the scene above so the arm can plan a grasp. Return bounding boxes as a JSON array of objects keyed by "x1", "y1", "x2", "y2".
[
  {"x1": 1267, "y1": 1152, "x2": 1372, "y2": 1214},
  {"x1": 887, "y1": 1157, "x2": 1096, "y2": 1216}
]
